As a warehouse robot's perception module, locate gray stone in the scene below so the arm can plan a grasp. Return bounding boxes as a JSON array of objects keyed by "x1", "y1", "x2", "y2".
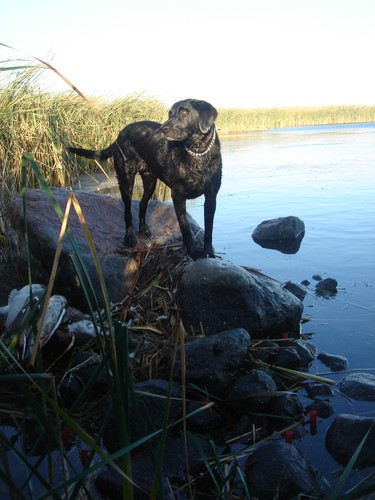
[
  {"x1": 252, "y1": 216, "x2": 305, "y2": 254},
  {"x1": 317, "y1": 352, "x2": 349, "y2": 371},
  {"x1": 315, "y1": 278, "x2": 338, "y2": 296},
  {"x1": 306, "y1": 400, "x2": 334, "y2": 419},
  {"x1": 224, "y1": 369, "x2": 277, "y2": 411},
  {"x1": 326, "y1": 414, "x2": 375, "y2": 465},
  {"x1": 338, "y1": 373, "x2": 375, "y2": 401},
  {"x1": 252, "y1": 216, "x2": 305, "y2": 241},
  {"x1": 172, "y1": 328, "x2": 251, "y2": 397},
  {"x1": 305, "y1": 382, "x2": 334, "y2": 398},
  {"x1": 178, "y1": 259, "x2": 303, "y2": 339},
  {"x1": 246, "y1": 441, "x2": 322, "y2": 499},
  {"x1": 269, "y1": 392, "x2": 304, "y2": 427}
]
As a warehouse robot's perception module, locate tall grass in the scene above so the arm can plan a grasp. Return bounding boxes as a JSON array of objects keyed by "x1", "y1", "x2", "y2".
[
  {"x1": 0, "y1": 63, "x2": 167, "y2": 209},
  {"x1": 216, "y1": 104, "x2": 375, "y2": 134}
]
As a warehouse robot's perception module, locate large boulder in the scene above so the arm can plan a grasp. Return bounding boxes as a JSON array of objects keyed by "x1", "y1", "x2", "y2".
[
  {"x1": 326, "y1": 414, "x2": 375, "y2": 465},
  {"x1": 245, "y1": 441, "x2": 322, "y2": 499},
  {"x1": 6, "y1": 188, "x2": 201, "y2": 309},
  {"x1": 177, "y1": 259, "x2": 303, "y2": 339}
]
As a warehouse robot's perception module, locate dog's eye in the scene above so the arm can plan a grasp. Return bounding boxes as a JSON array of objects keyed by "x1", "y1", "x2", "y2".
[{"x1": 179, "y1": 108, "x2": 189, "y2": 118}]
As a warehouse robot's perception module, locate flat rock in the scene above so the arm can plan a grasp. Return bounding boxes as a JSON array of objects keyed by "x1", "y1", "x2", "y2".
[{"x1": 6, "y1": 188, "x2": 201, "y2": 309}]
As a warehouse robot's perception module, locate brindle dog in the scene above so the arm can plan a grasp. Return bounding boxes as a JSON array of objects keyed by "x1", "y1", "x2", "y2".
[{"x1": 69, "y1": 98, "x2": 222, "y2": 259}]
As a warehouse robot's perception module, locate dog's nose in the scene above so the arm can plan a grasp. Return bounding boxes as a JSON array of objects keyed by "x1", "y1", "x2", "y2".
[{"x1": 161, "y1": 125, "x2": 169, "y2": 134}]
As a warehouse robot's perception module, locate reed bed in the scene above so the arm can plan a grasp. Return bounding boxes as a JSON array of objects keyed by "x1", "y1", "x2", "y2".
[{"x1": 216, "y1": 104, "x2": 375, "y2": 134}]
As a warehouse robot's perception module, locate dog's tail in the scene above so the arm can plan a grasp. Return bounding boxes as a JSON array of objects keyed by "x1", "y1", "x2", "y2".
[{"x1": 68, "y1": 144, "x2": 115, "y2": 161}]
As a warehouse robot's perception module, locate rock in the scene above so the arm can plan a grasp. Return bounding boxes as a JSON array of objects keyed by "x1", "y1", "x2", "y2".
[
  {"x1": 268, "y1": 393, "x2": 304, "y2": 427},
  {"x1": 96, "y1": 432, "x2": 213, "y2": 499},
  {"x1": 224, "y1": 369, "x2": 277, "y2": 412},
  {"x1": 288, "y1": 339, "x2": 317, "y2": 366},
  {"x1": 326, "y1": 414, "x2": 375, "y2": 465},
  {"x1": 178, "y1": 259, "x2": 303, "y2": 339},
  {"x1": 305, "y1": 382, "x2": 334, "y2": 398},
  {"x1": 274, "y1": 339, "x2": 316, "y2": 369},
  {"x1": 282, "y1": 280, "x2": 307, "y2": 301},
  {"x1": 317, "y1": 352, "x2": 349, "y2": 371},
  {"x1": 57, "y1": 351, "x2": 111, "y2": 407},
  {"x1": 315, "y1": 278, "x2": 338, "y2": 296},
  {"x1": 252, "y1": 216, "x2": 305, "y2": 254},
  {"x1": 312, "y1": 274, "x2": 323, "y2": 281},
  {"x1": 251, "y1": 340, "x2": 279, "y2": 363},
  {"x1": 172, "y1": 328, "x2": 251, "y2": 397},
  {"x1": 274, "y1": 348, "x2": 302, "y2": 368},
  {"x1": 6, "y1": 188, "x2": 201, "y2": 310},
  {"x1": 338, "y1": 373, "x2": 375, "y2": 401},
  {"x1": 103, "y1": 380, "x2": 183, "y2": 454},
  {"x1": 245, "y1": 441, "x2": 322, "y2": 499},
  {"x1": 306, "y1": 400, "x2": 334, "y2": 419}
]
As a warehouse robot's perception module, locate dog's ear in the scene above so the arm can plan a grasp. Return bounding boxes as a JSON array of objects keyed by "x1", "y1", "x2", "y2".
[{"x1": 192, "y1": 100, "x2": 218, "y2": 134}]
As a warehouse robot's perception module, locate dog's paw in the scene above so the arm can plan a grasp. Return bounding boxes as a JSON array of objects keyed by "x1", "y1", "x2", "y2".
[
  {"x1": 138, "y1": 225, "x2": 151, "y2": 238},
  {"x1": 189, "y1": 249, "x2": 209, "y2": 260},
  {"x1": 124, "y1": 233, "x2": 137, "y2": 248}
]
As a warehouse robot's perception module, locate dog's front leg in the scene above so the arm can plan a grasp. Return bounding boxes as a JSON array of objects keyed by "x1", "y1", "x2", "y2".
[
  {"x1": 203, "y1": 193, "x2": 217, "y2": 257},
  {"x1": 172, "y1": 194, "x2": 201, "y2": 259}
]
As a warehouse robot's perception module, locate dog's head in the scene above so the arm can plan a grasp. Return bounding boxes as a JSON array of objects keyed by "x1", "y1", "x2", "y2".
[{"x1": 161, "y1": 99, "x2": 218, "y2": 141}]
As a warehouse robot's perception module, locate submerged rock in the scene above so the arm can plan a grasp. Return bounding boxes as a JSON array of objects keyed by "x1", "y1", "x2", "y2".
[
  {"x1": 252, "y1": 216, "x2": 305, "y2": 254},
  {"x1": 326, "y1": 414, "x2": 375, "y2": 465},
  {"x1": 315, "y1": 278, "x2": 338, "y2": 296}
]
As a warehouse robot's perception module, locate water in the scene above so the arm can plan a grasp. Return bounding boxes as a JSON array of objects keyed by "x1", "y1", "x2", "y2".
[{"x1": 186, "y1": 123, "x2": 375, "y2": 488}]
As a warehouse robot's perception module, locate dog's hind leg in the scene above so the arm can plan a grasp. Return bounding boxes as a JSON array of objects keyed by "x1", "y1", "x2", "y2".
[
  {"x1": 114, "y1": 150, "x2": 137, "y2": 247},
  {"x1": 138, "y1": 170, "x2": 158, "y2": 237}
]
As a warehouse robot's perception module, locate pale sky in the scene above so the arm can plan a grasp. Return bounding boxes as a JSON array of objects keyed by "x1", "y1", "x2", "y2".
[{"x1": 1, "y1": 0, "x2": 375, "y2": 108}]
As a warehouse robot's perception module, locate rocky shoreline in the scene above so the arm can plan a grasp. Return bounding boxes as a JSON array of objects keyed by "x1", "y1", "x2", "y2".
[{"x1": 1, "y1": 188, "x2": 375, "y2": 498}]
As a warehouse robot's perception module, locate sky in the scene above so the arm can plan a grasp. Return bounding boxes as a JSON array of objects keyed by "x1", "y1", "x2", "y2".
[{"x1": 1, "y1": 0, "x2": 375, "y2": 108}]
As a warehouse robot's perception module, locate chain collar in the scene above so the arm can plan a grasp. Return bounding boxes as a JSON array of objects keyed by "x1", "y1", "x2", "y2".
[{"x1": 184, "y1": 127, "x2": 216, "y2": 157}]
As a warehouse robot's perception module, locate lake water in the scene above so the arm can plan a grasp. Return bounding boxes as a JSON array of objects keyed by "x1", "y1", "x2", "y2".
[{"x1": 187, "y1": 123, "x2": 375, "y2": 371}]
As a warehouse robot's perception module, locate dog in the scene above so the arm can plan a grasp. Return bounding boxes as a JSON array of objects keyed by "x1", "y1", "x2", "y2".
[{"x1": 69, "y1": 98, "x2": 222, "y2": 259}]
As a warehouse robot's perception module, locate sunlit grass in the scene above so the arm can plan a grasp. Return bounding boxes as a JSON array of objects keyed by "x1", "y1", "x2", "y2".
[{"x1": 216, "y1": 104, "x2": 375, "y2": 134}]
